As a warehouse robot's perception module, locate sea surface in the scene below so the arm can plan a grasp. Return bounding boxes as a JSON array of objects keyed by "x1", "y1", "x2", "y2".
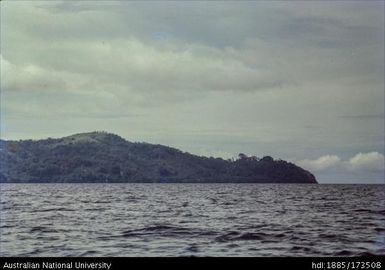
[{"x1": 0, "y1": 184, "x2": 384, "y2": 256}]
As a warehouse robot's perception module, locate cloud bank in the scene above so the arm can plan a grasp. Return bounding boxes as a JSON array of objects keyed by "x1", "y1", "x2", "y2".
[{"x1": 296, "y1": 152, "x2": 384, "y2": 183}]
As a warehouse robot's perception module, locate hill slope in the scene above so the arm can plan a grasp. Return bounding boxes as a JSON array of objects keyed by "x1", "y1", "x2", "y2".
[{"x1": 0, "y1": 132, "x2": 317, "y2": 183}]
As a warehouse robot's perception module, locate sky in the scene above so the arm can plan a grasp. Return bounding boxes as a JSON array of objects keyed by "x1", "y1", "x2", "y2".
[{"x1": 0, "y1": 1, "x2": 384, "y2": 183}]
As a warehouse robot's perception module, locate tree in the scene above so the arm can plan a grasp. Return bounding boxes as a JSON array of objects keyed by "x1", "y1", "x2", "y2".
[
  {"x1": 261, "y1": 156, "x2": 274, "y2": 162},
  {"x1": 238, "y1": 153, "x2": 248, "y2": 160}
]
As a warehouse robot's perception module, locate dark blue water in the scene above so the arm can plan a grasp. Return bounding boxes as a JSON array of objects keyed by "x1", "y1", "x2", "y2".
[{"x1": 0, "y1": 184, "x2": 384, "y2": 256}]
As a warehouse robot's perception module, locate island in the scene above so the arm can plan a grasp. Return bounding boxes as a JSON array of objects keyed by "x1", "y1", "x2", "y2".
[{"x1": 0, "y1": 131, "x2": 317, "y2": 183}]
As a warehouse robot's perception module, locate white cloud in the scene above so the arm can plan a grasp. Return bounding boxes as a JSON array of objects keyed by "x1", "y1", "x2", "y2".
[
  {"x1": 1, "y1": 55, "x2": 67, "y2": 93},
  {"x1": 347, "y1": 152, "x2": 385, "y2": 172},
  {"x1": 295, "y1": 152, "x2": 385, "y2": 174},
  {"x1": 296, "y1": 155, "x2": 341, "y2": 172}
]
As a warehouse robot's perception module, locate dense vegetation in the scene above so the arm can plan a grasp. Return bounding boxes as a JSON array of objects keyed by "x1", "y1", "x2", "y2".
[{"x1": 0, "y1": 132, "x2": 317, "y2": 183}]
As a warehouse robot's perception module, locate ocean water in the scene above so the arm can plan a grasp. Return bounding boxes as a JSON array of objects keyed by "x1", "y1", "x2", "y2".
[{"x1": 0, "y1": 184, "x2": 384, "y2": 257}]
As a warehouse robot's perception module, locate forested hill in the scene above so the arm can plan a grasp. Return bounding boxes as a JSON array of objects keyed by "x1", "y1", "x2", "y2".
[{"x1": 0, "y1": 132, "x2": 317, "y2": 183}]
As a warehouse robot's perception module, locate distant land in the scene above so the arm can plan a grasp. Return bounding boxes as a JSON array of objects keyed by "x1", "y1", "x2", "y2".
[{"x1": 0, "y1": 132, "x2": 317, "y2": 183}]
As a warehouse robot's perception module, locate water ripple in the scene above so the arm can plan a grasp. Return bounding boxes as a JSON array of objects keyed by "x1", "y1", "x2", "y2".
[{"x1": 0, "y1": 184, "x2": 384, "y2": 256}]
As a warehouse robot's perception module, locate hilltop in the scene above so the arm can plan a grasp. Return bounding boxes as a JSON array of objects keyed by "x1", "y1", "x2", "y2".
[{"x1": 0, "y1": 132, "x2": 317, "y2": 183}]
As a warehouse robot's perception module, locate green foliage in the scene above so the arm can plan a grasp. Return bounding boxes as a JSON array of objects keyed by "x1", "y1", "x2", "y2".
[{"x1": 0, "y1": 132, "x2": 317, "y2": 183}]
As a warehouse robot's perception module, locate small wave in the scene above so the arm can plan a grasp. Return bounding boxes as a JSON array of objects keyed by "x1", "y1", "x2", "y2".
[
  {"x1": 30, "y1": 226, "x2": 58, "y2": 233},
  {"x1": 215, "y1": 231, "x2": 239, "y2": 242},
  {"x1": 84, "y1": 208, "x2": 107, "y2": 211},
  {"x1": 290, "y1": 246, "x2": 313, "y2": 252},
  {"x1": 35, "y1": 207, "x2": 75, "y2": 212},
  {"x1": 79, "y1": 250, "x2": 98, "y2": 256},
  {"x1": 142, "y1": 225, "x2": 188, "y2": 232},
  {"x1": 215, "y1": 231, "x2": 277, "y2": 242},
  {"x1": 36, "y1": 235, "x2": 61, "y2": 241},
  {"x1": 353, "y1": 209, "x2": 385, "y2": 215},
  {"x1": 0, "y1": 224, "x2": 15, "y2": 229},
  {"x1": 209, "y1": 198, "x2": 218, "y2": 204},
  {"x1": 373, "y1": 209, "x2": 385, "y2": 215},
  {"x1": 237, "y1": 233, "x2": 266, "y2": 241},
  {"x1": 120, "y1": 225, "x2": 216, "y2": 239},
  {"x1": 334, "y1": 250, "x2": 354, "y2": 256},
  {"x1": 319, "y1": 233, "x2": 338, "y2": 239},
  {"x1": 185, "y1": 244, "x2": 199, "y2": 253},
  {"x1": 356, "y1": 251, "x2": 381, "y2": 256},
  {"x1": 93, "y1": 200, "x2": 112, "y2": 204}
]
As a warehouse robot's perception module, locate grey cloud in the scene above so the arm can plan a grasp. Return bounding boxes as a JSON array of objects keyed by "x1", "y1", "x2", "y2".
[
  {"x1": 1, "y1": 1, "x2": 384, "y2": 183},
  {"x1": 276, "y1": 16, "x2": 382, "y2": 48}
]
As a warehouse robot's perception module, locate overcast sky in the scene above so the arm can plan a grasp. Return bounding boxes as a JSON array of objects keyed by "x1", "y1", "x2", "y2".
[{"x1": 1, "y1": 1, "x2": 384, "y2": 183}]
